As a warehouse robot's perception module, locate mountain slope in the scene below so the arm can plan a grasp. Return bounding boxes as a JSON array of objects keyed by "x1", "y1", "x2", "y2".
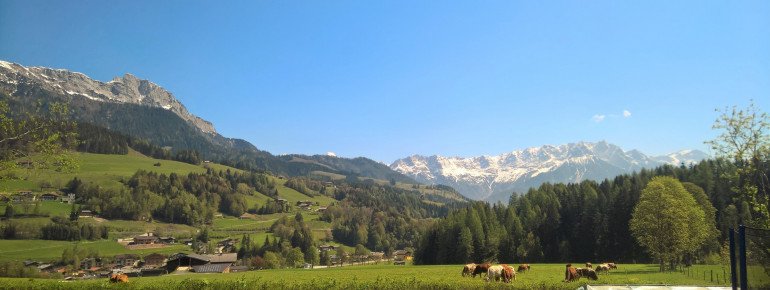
[
  {"x1": 391, "y1": 141, "x2": 709, "y2": 201},
  {"x1": 0, "y1": 60, "x2": 415, "y2": 182}
]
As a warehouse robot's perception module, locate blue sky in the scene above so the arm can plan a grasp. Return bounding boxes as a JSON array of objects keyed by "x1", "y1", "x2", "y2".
[{"x1": 1, "y1": 1, "x2": 768, "y2": 162}]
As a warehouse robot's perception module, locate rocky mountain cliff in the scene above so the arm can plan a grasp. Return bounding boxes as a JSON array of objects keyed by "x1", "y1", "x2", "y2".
[
  {"x1": 0, "y1": 60, "x2": 214, "y2": 133},
  {"x1": 391, "y1": 141, "x2": 709, "y2": 201}
]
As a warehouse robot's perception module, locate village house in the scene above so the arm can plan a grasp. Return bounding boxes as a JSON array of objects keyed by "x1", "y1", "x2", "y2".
[
  {"x1": 158, "y1": 236, "x2": 176, "y2": 244},
  {"x1": 275, "y1": 198, "x2": 288, "y2": 205},
  {"x1": 39, "y1": 192, "x2": 61, "y2": 201},
  {"x1": 369, "y1": 251, "x2": 385, "y2": 262},
  {"x1": 79, "y1": 258, "x2": 102, "y2": 270},
  {"x1": 316, "y1": 206, "x2": 328, "y2": 212},
  {"x1": 142, "y1": 253, "x2": 167, "y2": 268},
  {"x1": 318, "y1": 244, "x2": 337, "y2": 252},
  {"x1": 78, "y1": 209, "x2": 94, "y2": 218},
  {"x1": 12, "y1": 191, "x2": 35, "y2": 203},
  {"x1": 133, "y1": 235, "x2": 159, "y2": 245},
  {"x1": 114, "y1": 254, "x2": 140, "y2": 268},
  {"x1": 61, "y1": 193, "x2": 76, "y2": 204}
]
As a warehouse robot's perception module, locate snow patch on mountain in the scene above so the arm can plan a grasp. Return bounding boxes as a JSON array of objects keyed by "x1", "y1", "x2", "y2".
[{"x1": 391, "y1": 141, "x2": 709, "y2": 201}]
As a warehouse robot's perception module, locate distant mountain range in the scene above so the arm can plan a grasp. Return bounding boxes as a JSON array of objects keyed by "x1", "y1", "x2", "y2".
[
  {"x1": 0, "y1": 60, "x2": 416, "y2": 182},
  {"x1": 390, "y1": 141, "x2": 709, "y2": 201}
]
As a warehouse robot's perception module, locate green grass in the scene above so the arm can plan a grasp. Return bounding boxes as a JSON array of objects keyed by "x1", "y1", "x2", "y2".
[
  {"x1": 0, "y1": 263, "x2": 748, "y2": 289},
  {"x1": 0, "y1": 201, "x2": 73, "y2": 218},
  {"x1": 0, "y1": 150, "x2": 243, "y2": 192},
  {"x1": 0, "y1": 239, "x2": 190, "y2": 263}
]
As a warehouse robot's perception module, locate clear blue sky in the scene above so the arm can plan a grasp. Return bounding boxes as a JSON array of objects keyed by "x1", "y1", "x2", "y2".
[{"x1": 1, "y1": 1, "x2": 768, "y2": 162}]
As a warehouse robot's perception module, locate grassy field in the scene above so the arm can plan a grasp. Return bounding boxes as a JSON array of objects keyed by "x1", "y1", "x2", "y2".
[
  {"x1": 0, "y1": 263, "x2": 743, "y2": 289},
  {"x1": 0, "y1": 239, "x2": 190, "y2": 263}
]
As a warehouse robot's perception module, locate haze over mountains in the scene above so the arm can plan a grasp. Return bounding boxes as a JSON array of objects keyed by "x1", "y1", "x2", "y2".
[{"x1": 391, "y1": 142, "x2": 709, "y2": 201}]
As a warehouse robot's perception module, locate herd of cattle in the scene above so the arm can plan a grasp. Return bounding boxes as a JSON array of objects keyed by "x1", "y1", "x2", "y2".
[{"x1": 461, "y1": 262, "x2": 618, "y2": 283}]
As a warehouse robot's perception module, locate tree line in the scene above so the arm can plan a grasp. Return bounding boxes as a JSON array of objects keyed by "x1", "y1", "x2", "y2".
[{"x1": 415, "y1": 158, "x2": 765, "y2": 265}]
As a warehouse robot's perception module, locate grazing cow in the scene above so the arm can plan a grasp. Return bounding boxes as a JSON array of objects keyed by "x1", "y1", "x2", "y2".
[
  {"x1": 565, "y1": 264, "x2": 579, "y2": 282},
  {"x1": 462, "y1": 263, "x2": 477, "y2": 277},
  {"x1": 473, "y1": 263, "x2": 491, "y2": 278},
  {"x1": 595, "y1": 264, "x2": 610, "y2": 273},
  {"x1": 109, "y1": 273, "x2": 129, "y2": 283},
  {"x1": 501, "y1": 264, "x2": 516, "y2": 283},
  {"x1": 517, "y1": 264, "x2": 530, "y2": 273},
  {"x1": 585, "y1": 262, "x2": 592, "y2": 269},
  {"x1": 486, "y1": 265, "x2": 505, "y2": 282},
  {"x1": 577, "y1": 268, "x2": 599, "y2": 280},
  {"x1": 607, "y1": 262, "x2": 617, "y2": 269}
]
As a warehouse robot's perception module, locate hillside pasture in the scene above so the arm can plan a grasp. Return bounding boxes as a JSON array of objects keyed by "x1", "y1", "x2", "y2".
[
  {"x1": 0, "y1": 263, "x2": 738, "y2": 289},
  {"x1": 0, "y1": 239, "x2": 190, "y2": 263}
]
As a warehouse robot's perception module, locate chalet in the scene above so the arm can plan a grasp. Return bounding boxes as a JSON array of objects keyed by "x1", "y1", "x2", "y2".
[
  {"x1": 61, "y1": 193, "x2": 76, "y2": 204},
  {"x1": 12, "y1": 191, "x2": 35, "y2": 202},
  {"x1": 316, "y1": 206, "x2": 328, "y2": 212},
  {"x1": 133, "y1": 235, "x2": 159, "y2": 245},
  {"x1": 275, "y1": 198, "x2": 288, "y2": 205},
  {"x1": 37, "y1": 264, "x2": 54, "y2": 271},
  {"x1": 369, "y1": 252, "x2": 385, "y2": 261},
  {"x1": 143, "y1": 253, "x2": 167, "y2": 268},
  {"x1": 214, "y1": 213, "x2": 224, "y2": 218},
  {"x1": 78, "y1": 209, "x2": 94, "y2": 218},
  {"x1": 80, "y1": 258, "x2": 102, "y2": 270},
  {"x1": 318, "y1": 244, "x2": 337, "y2": 252},
  {"x1": 393, "y1": 250, "x2": 411, "y2": 265},
  {"x1": 216, "y1": 238, "x2": 238, "y2": 253},
  {"x1": 158, "y1": 236, "x2": 176, "y2": 244},
  {"x1": 39, "y1": 192, "x2": 61, "y2": 201},
  {"x1": 114, "y1": 254, "x2": 140, "y2": 267}
]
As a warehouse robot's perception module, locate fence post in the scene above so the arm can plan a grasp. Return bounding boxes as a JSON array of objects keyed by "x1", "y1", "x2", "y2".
[
  {"x1": 738, "y1": 225, "x2": 748, "y2": 290},
  {"x1": 730, "y1": 228, "x2": 737, "y2": 289},
  {"x1": 711, "y1": 269, "x2": 713, "y2": 282}
]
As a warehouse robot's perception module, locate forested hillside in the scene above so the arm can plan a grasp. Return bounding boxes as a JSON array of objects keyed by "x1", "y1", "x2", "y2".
[{"x1": 415, "y1": 158, "x2": 767, "y2": 264}]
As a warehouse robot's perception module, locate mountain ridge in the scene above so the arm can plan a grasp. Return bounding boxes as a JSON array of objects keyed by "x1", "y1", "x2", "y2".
[
  {"x1": 390, "y1": 141, "x2": 709, "y2": 201},
  {"x1": 0, "y1": 60, "x2": 418, "y2": 184}
]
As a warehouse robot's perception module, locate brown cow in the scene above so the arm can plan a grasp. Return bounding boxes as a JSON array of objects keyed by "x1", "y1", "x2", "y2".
[
  {"x1": 577, "y1": 268, "x2": 598, "y2": 280},
  {"x1": 585, "y1": 262, "x2": 592, "y2": 269},
  {"x1": 501, "y1": 264, "x2": 516, "y2": 283},
  {"x1": 473, "y1": 263, "x2": 491, "y2": 278},
  {"x1": 109, "y1": 273, "x2": 129, "y2": 283},
  {"x1": 462, "y1": 263, "x2": 477, "y2": 277},
  {"x1": 565, "y1": 264, "x2": 579, "y2": 282},
  {"x1": 517, "y1": 264, "x2": 530, "y2": 272}
]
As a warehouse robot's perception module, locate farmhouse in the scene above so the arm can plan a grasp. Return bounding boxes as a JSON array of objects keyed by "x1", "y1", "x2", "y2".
[
  {"x1": 12, "y1": 191, "x2": 35, "y2": 202},
  {"x1": 318, "y1": 244, "x2": 337, "y2": 252},
  {"x1": 133, "y1": 235, "x2": 159, "y2": 245},
  {"x1": 114, "y1": 254, "x2": 140, "y2": 267},
  {"x1": 39, "y1": 192, "x2": 61, "y2": 201},
  {"x1": 79, "y1": 209, "x2": 94, "y2": 218},
  {"x1": 61, "y1": 193, "x2": 76, "y2": 204},
  {"x1": 158, "y1": 236, "x2": 176, "y2": 244},
  {"x1": 276, "y1": 198, "x2": 288, "y2": 205}
]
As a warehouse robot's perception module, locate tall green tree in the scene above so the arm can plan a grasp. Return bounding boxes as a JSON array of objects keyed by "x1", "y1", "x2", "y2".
[
  {"x1": 706, "y1": 101, "x2": 770, "y2": 227},
  {"x1": 630, "y1": 176, "x2": 709, "y2": 271}
]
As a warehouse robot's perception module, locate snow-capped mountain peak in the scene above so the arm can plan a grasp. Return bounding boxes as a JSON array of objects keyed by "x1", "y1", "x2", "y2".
[{"x1": 390, "y1": 142, "x2": 709, "y2": 201}]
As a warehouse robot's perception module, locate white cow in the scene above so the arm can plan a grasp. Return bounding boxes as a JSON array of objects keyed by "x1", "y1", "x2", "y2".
[{"x1": 486, "y1": 265, "x2": 504, "y2": 282}]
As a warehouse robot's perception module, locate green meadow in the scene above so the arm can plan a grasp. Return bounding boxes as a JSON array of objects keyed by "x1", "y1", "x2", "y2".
[{"x1": 0, "y1": 263, "x2": 740, "y2": 290}]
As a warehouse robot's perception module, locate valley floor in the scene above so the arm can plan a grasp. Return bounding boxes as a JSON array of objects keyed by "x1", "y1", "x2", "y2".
[{"x1": 0, "y1": 263, "x2": 751, "y2": 290}]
